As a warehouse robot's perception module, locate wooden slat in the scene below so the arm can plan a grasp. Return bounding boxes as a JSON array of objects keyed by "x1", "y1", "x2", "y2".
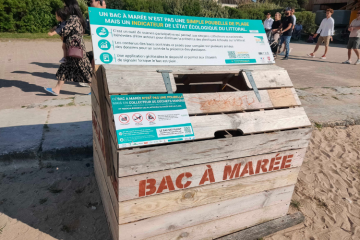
[
  {"x1": 102, "y1": 64, "x2": 283, "y2": 74},
  {"x1": 242, "y1": 69, "x2": 293, "y2": 89},
  {"x1": 119, "y1": 186, "x2": 294, "y2": 239},
  {"x1": 117, "y1": 128, "x2": 311, "y2": 177},
  {"x1": 97, "y1": 66, "x2": 113, "y2": 176},
  {"x1": 118, "y1": 167, "x2": 299, "y2": 223},
  {"x1": 106, "y1": 89, "x2": 303, "y2": 147},
  {"x1": 146, "y1": 202, "x2": 289, "y2": 240},
  {"x1": 118, "y1": 148, "x2": 306, "y2": 202},
  {"x1": 93, "y1": 147, "x2": 118, "y2": 240},
  {"x1": 91, "y1": 88, "x2": 102, "y2": 129},
  {"x1": 106, "y1": 101, "x2": 117, "y2": 145},
  {"x1": 183, "y1": 88, "x2": 300, "y2": 115},
  {"x1": 103, "y1": 68, "x2": 177, "y2": 94},
  {"x1": 217, "y1": 212, "x2": 305, "y2": 240},
  {"x1": 291, "y1": 88, "x2": 302, "y2": 106},
  {"x1": 94, "y1": 133, "x2": 119, "y2": 219},
  {"x1": 268, "y1": 88, "x2": 298, "y2": 107},
  {"x1": 91, "y1": 65, "x2": 100, "y2": 105},
  {"x1": 190, "y1": 107, "x2": 310, "y2": 140}
]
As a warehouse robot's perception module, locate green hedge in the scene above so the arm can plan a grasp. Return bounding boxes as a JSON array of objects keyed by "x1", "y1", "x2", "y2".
[
  {"x1": 0, "y1": 0, "x2": 64, "y2": 32},
  {"x1": 0, "y1": 0, "x2": 316, "y2": 34}
]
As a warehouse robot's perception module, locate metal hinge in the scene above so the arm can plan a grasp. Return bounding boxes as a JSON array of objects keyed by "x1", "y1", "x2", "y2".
[
  {"x1": 243, "y1": 70, "x2": 261, "y2": 102},
  {"x1": 157, "y1": 70, "x2": 173, "y2": 94}
]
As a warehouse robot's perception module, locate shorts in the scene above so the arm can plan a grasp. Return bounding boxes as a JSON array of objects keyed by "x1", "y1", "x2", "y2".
[
  {"x1": 316, "y1": 36, "x2": 331, "y2": 47},
  {"x1": 347, "y1": 37, "x2": 360, "y2": 49}
]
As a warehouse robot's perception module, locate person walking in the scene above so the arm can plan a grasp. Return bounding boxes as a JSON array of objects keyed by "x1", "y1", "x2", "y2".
[
  {"x1": 342, "y1": 10, "x2": 360, "y2": 65},
  {"x1": 264, "y1": 13, "x2": 274, "y2": 40},
  {"x1": 44, "y1": 0, "x2": 93, "y2": 96},
  {"x1": 278, "y1": 7, "x2": 294, "y2": 60},
  {"x1": 307, "y1": 9, "x2": 335, "y2": 59}
]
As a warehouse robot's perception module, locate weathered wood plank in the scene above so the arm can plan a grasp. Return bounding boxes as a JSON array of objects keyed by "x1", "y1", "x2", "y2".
[
  {"x1": 91, "y1": 65, "x2": 100, "y2": 105},
  {"x1": 91, "y1": 88, "x2": 102, "y2": 130},
  {"x1": 103, "y1": 68, "x2": 177, "y2": 94},
  {"x1": 145, "y1": 202, "x2": 289, "y2": 240},
  {"x1": 242, "y1": 69, "x2": 293, "y2": 89},
  {"x1": 117, "y1": 128, "x2": 311, "y2": 177},
  {"x1": 94, "y1": 135, "x2": 119, "y2": 216},
  {"x1": 102, "y1": 64, "x2": 283, "y2": 74},
  {"x1": 107, "y1": 101, "x2": 117, "y2": 145},
  {"x1": 183, "y1": 88, "x2": 300, "y2": 115},
  {"x1": 190, "y1": 107, "x2": 311, "y2": 139},
  {"x1": 97, "y1": 66, "x2": 113, "y2": 176},
  {"x1": 291, "y1": 88, "x2": 302, "y2": 106},
  {"x1": 106, "y1": 90, "x2": 304, "y2": 147},
  {"x1": 119, "y1": 186, "x2": 294, "y2": 239},
  {"x1": 118, "y1": 168, "x2": 299, "y2": 223},
  {"x1": 93, "y1": 147, "x2": 118, "y2": 240},
  {"x1": 118, "y1": 148, "x2": 306, "y2": 202},
  {"x1": 92, "y1": 110, "x2": 106, "y2": 163},
  {"x1": 217, "y1": 212, "x2": 305, "y2": 240},
  {"x1": 268, "y1": 88, "x2": 298, "y2": 108}
]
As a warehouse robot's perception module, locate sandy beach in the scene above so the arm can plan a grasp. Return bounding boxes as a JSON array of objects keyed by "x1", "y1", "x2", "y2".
[
  {"x1": 266, "y1": 125, "x2": 360, "y2": 240},
  {"x1": 1, "y1": 125, "x2": 360, "y2": 240}
]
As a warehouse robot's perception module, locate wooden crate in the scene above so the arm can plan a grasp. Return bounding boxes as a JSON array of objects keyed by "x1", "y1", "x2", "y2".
[{"x1": 91, "y1": 64, "x2": 312, "y2": 240}]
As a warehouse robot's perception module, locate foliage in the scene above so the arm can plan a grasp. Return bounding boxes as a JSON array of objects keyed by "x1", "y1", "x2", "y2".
[
  {"x1": 295, "y1": 10, "x2": 316, "y2": 34},
  {"x1": 0, "y1": 0, "x2": 64, "y2": 33},
  {"x1": 0, "y1": 0, "x2": 316, "y2": 35},
  {"x1": 199, "y1": 0, "x2": 228, "y2": 18}
]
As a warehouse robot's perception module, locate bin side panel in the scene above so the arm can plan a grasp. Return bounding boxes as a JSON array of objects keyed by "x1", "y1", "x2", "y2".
[
  {"x1": 93, "y1": 145, "x2": 119, "y2": 240},
  {"x1": 118, "y1": 185, "x2": 294, "y2": 239},
  {"x1": 118, "y1": 167, "x2": 299, "y2": 224},
  {"x1": 118, "y1": 148, "x2": 305, "y2": 202},
  {"x1": 106, "y1": 71, "x2": 177, "y2": 95},
  {"x1": 146, "y1": 202, "x2": 289, "y2": 240},
  {"x1": 94, "y1": 131, "x2": 119, "y2": 219},
  {"x1": 117, "y1": 128, "x2": 312, "y2": 177},
  {"x1": 191, "y1": 107, "x2": 311, "y2": 140}
]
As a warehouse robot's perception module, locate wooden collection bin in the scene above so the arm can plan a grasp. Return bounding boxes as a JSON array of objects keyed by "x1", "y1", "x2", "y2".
[{"x1": 91, "y1": 64, "x2": 312, "y2": 240}]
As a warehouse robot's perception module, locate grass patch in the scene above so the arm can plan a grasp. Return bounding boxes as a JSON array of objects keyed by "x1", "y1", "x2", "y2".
[
  {"x1": 39, "y1": 198, "x2": 48, "y2": 204},
  {"x1": 67, "y1": 101, "x2": 75, "y2": 107},
  {"x1": 314, "y1": 122, "x2": 322, "y2": 131},
  {"x1": 48, "y1": 186, "x2": 63, "y2": 194},
  {"x1": 57, "y1": 104, "x2": 64, "y2": 107},
  {"x1": 332, "y1": 96, "x2": 339, "y2": 100},
  {"x1": 0, "y1": 224, "x2": 6, "y2": 234},
  {"x1": 290, "y1": 200, "x2": 301, "y2": 210},
  {"x1": 0, "y1": 32, "x2": 91, "y2": 40},
  {"x1": 40, "y1": 105, "x2": 47, "y2": 109},
  {"x1": 298, "y1": 87, "x2": 312, "y2": 90}
]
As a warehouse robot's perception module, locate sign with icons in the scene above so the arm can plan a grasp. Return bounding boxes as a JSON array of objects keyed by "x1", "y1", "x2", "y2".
[
  {"x1": 88, "y1": 7, "x2": 274, "y2": 65},
  {"x1": 110, "y1": 94, "x2": 195, "y2": 148}
]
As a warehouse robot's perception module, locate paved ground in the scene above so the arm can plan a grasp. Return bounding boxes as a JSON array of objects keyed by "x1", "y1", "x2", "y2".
[
  {"x1": 276, "y1": 42, "x2": 360, "y2": 88},
  {"x1": 0, "y1": 40, "x2": 359, "y2": 110},
  {"x1": 0, "y1": 40, "x2": 93, "y2": 110}
]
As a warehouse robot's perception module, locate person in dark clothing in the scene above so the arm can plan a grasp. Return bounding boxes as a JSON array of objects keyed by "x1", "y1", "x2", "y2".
[
  {"x1": 278, "y1": 7, "x2": 294, "y2": 60},
  {"x1": 271, "y1": 12, "x2": 281, "y2": 42},
  {"x1": 48, "y1": 7, "x2": 69, "y2": 64}
]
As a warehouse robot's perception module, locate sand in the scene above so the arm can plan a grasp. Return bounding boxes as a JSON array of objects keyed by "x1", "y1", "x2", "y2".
[
  {"x1": 266, "y1": 125, "x2": 360, "y2": 240},
  {"x1": 1, "y1": 126, "x2": 360, "y2": 240}
]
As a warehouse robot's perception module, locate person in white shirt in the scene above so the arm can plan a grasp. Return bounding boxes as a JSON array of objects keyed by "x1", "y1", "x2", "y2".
[
  {"x1": 292, "y1": 8, "x2": 296, "y2": 30},
  {"x1": 263, "y1": 13, "x2": 274, "y2": 40},
  {"x1": 342, "y1": 10, "x2": 360, "y2": 65},
  {"x1": 307, "y1": 8, "x2": 335, "y2": 59}
]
